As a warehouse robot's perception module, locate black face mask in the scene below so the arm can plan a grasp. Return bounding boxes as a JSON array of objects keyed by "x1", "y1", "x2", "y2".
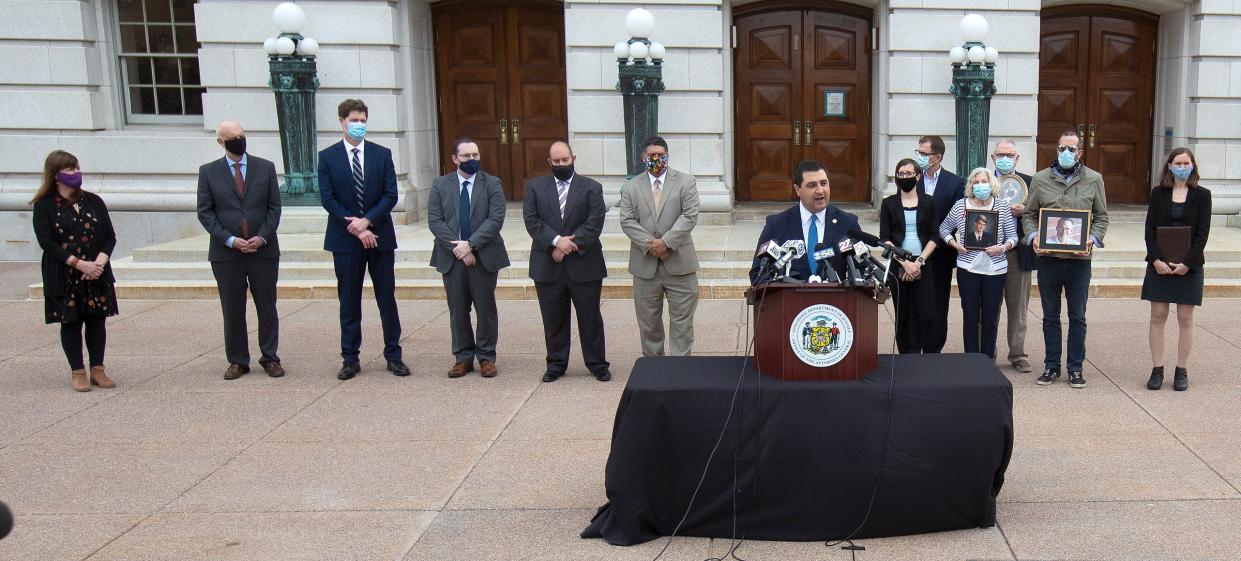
[
  {"x1": 223, "y1": 136, "x2": 246, "y2": 156},
  {"x1": 551, "y1": 164, "x2": 574, "y2": 182},
  {"x1": 896, "y1": 177, "x2": 917, "y2": 192}
]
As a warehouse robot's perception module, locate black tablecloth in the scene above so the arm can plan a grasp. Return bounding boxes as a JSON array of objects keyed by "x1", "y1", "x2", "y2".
[{"x1": 582, "y1": 354, "x2": 1013, "y2": 545}]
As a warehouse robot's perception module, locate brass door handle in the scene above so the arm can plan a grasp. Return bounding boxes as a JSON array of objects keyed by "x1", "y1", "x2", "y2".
[
  {"x1": 1087, "y1": 123, "x2": 1097, "y2": 148},
  {"x1": 499, "y1": 119, "x2": 508, "y2": 144},
  {"x1": 1077, "y1": 123, "x2": 1085, "y2": 140},
  {"x1": 803, "y1": 120, "x2": 813, "y2": 145},
  {"x1": 792, "y1": 121, "x2": 801, "y2": 145},
  {"x1": 510, "y1": 119, "x2": 520, "y2": 144}
]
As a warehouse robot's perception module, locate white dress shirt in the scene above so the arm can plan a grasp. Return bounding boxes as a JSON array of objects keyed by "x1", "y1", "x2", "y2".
[
  {"x1": 923, "y1": 167, "x2": 941, "y2": 196},
  {"x1": 799, "y1": 203, "x2": 826, "y2": 248},
  {"x1": 342, "y1": 138, "x2": 366, "y2": 172}
]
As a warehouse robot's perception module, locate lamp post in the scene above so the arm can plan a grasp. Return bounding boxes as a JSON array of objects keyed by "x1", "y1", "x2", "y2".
[
  {"x1": 615, "y1": 8, "x2": 665, "y2": 179},
  {"x1": 948, "y1": 14, "x2": 999, "y2": 176},
  {"x1": 263, "y1": 2, "x2": 320, "y2": 206}
]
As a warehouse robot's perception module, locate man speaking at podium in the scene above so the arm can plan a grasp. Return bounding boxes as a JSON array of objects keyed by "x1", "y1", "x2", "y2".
[{"x1": 748, "y1": 160, "x2": 860, "y2": 284}]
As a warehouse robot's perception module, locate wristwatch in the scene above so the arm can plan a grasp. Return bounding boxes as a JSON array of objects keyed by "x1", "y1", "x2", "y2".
[{"x1": 915, "y1": 256, "x2": 926, "y2": 266}]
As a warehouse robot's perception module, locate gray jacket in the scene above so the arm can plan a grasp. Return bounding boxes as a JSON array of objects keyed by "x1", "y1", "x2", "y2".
[
  {"x1": 196, "y1": 155, "x2": 281, "y2": 262},
  {"x1": 618, "y1": 168, "x2": 700, "y2": 279},
  {"x1": 1022, "y1": 165, "x2": 1109, "y2": 260},
  {"x1": 427, "y1": 171, "x2": 510, "y2": 274}
]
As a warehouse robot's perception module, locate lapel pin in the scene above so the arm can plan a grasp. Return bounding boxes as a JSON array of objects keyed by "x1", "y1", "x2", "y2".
[{"x1": 832, "y1": 218, "x2": 838, "y2": 224}]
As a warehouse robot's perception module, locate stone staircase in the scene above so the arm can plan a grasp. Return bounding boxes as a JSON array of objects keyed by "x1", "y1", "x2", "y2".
[{"x1": 29, "y1": 204, "x2": 1241, "y2": 299}]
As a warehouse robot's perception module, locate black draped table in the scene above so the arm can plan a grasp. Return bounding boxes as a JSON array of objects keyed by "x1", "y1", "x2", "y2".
[{"x1": 582, "y1": 354, "x2": 1013, "y2": 545}]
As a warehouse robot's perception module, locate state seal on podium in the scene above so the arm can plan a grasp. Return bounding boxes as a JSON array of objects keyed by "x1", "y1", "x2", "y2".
[{"x1": 789, "y1": 304, "x2": 853, "y2": 367}]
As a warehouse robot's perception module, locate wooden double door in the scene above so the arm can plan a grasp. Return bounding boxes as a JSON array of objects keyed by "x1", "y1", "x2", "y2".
[
  {"x1": 1037, "y1": 7, "x2": 1157, "y2": 203},
  {"x1": 432, "y1": 1, "x2": 567, "y2": 200},
  {"x1": 734, "y1": 4, "x2": 872, "y2": 202}
]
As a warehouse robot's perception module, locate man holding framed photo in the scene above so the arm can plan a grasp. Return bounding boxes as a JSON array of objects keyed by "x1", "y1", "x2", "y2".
[{"x1": 1022, "y1": 130, "x2": 1110, "y2": 389}]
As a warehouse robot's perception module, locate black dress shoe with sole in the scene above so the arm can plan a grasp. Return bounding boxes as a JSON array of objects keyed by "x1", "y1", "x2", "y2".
[
  {"x1": 337, "y1": 362, "x2": 362, "y2": 380},
  {"x1": 1173, "y1": 367, "x2": 1188, "y2": 391},
  {"x1": 594, "y1": 370, "x2": 612, "y2": 382},
  {"x1": 541, "y1": 371, "x2": 564, "y2": 383},
  {"x1": 387, "y1": 360, "x2": 411, "y2": 377},
  {"x1": 1146, "y1": 366, "x2": 1164, "y2": 390}
]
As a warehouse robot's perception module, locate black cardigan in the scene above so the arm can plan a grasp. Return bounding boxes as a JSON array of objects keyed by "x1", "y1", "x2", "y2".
[
  {"x1": 879, "y1": 192, "x2": 938, "y2": 256},
  {"x1": 32, "y1": 191, "x2": 117, "y2": 299},
  {"x1": 1144, "y1": 185, "x2": 1211, "y2": 270}
]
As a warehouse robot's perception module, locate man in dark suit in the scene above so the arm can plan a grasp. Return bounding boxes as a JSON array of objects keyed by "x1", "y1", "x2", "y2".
[
  {"x1": 523, "y1": 141, "x2": 610, "y2": 383},
  {"x1": 915, "y1": 134, "x2": 965, "y2": 352},
  {"x1": 197, "y1": 120, "x2": 284, "y2": 380},
  {"x1": 992, "y1": 139, "x2": 1036, "y2": 372},
  {"x1": 428, "y1": 138, "x2": 510, "y2": 378},
  {"x1": 748, "y1": 160, "x2": 860, "y2": 284},
  {"x1": 318, "y1": 98, "x2": 408, "y2": 380}
]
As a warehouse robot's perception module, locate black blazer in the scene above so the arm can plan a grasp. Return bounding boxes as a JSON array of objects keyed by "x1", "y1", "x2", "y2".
[
  {"x1": 1145, "y1": 185, "x2": 1211, "y2": 270},
  {"x1": 318, "y1": 140, "x2": 399, "y2": 253},
  {"x1": 33, "y1": 191, "x2": 116, "y2": 300},
  {"x1": 748, "y1": 204, "x2": 860, "y2": 284},
  {"x1": 879, "y1": 192, "x2": 937, "y2": 256},
  {"x1": 523, "y1": 174, "x2": 608, "y2": 283},
  {"x1": 917, "y1": 168, "x2": 966, "y2": 230},
  {"x1": 196, "y1": 155, "x2": 282, "y2": 262}
]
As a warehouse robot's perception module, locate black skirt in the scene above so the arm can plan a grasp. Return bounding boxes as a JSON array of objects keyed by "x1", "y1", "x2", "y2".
[{"x1": 1141, "y1": 264, "x2": 1203, "y2": 306}]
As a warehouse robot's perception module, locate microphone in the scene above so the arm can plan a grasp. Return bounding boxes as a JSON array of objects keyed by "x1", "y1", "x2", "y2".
[
  {"x1": 0, "y1": 501, "x2": 12, "y2": 541},
  {"x1": 752, "y1": 240, "x2": 780, "y2": 284},
  {"x1": 808, "y1": 242, "x2": 841, "y2": 284},
  {"x1": 774, "y1": 239, "x2": 807, "y2": 278},
  {"x1": 847, "y1": 228, "x2": 882, "y2": 247},
  {"x1": 848, "y1": 227, "x2": 916, "y2": 262}
]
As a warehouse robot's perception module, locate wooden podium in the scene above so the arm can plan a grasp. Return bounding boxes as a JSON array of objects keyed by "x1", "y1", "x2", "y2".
[{"x1": 745, "y1": 282, "x2": 878, "y2": 381}]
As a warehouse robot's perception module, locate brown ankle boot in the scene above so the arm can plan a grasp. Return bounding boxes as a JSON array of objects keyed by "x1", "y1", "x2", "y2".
[
  {"x1": 71, "y1": 369, "x2": 90, "y2": 392},
  {"x1": 90, "y1": 365, "x2": 115, "y2": 389}
]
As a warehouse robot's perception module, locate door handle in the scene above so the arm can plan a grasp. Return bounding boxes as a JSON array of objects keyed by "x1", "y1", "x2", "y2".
[
  {"x1": 1076, "y1": 123, "x2": 1085, "y2": 140},
  {"x1": 1087, "y1": 123, "x2": 1097, "y2": 149},
  {"x1": 792, "y1": 121, "x2": 801, "y2": 146},
  {"x1": 499, "y1": 120, "x2": 508, "y2": 144},
  {"x1": 803, "y1": 120, "x2": 813, "y2": 145},
  {"x1": 511, "y1": 119, "x2": 520, "y2": 144}
]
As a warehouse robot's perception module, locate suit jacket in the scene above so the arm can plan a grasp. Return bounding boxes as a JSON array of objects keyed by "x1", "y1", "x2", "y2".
[
  {"x1": 318, "y1": 140, "x2": 398, "y2": 253},
  {"x1": 748, "y1": 204, "x2": 860, "y2": 284},
  {"x1": 878, "y1": 191, "x2": 937, "y2": 254},
  {"x1": 618, "y1": 168, "x2": 700, "y2": 279},
  {"x1": 523, "y1": 174, "x2": 607, "y2": 283},
  {"x1": 1145, "y1": 185, "x2": 1211, "y2": 270},
  {"x1": 918, "y1": 168, "x2": 966, "y2": 237},
  {"x1": 427, "y1": 171, "x2": 511, "y2": 274},
  {"x1": 197, "y1": 154, "x2": 282, "y2": 262}
]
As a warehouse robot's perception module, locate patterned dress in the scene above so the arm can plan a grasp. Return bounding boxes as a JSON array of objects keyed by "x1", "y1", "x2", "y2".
[{"x1": 33, "y1": 192, "x2": 119, "y2": 324}]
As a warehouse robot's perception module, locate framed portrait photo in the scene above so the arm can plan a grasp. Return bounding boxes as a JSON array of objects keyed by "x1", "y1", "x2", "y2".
[
  {"x1": 1038, "y1": 208, "x2": 1091, "y2": 253},
  {"x1": 962, "y1": 209, "x2": 999, "y2": 250},
  {"x1": 997, "y1": 173, "x2": 1028, "y2": 206}
]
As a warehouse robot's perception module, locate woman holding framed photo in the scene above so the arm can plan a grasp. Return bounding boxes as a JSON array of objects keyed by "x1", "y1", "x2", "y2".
[
  {"x1": 939, "y1": 167, "x2": 1018, "y2": 359},
  {"x1": 879, "y1": 158, "x2": 940, "y2": 354},
  {"x1": 1142, "y1": 147, "x2": 1211, "y2": 391}
]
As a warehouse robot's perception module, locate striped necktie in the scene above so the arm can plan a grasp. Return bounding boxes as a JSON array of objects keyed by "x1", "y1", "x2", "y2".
[
  {"x1": 557, "y1": 179, "x2": 568, "y2": 220},
  {"x1": 351, "y1": 147, "x2": 364, "y2": 212}
]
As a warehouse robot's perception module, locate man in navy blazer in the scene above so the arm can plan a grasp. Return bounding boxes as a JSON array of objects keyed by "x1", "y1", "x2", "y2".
[
  {"x1": 914, "y1": 135, "x2": 965, "y2": 353},
  {"x1": 749, "y1": 160, "x2": 860, "y2": 284},
  {"x1": 318, "y1": 98, "x2": 408, "y2": 380}
]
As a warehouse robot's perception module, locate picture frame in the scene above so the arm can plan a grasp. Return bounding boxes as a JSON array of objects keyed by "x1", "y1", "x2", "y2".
[
  {"x1": 1037, "y1": 208, "x2": 1092, "y2": 253},
  {"x1": 823, "y1": 89, "x2": 847, "y2": 118},
  {"x1": 962, "y1": 209, "x2": 999, "y2": 250},
  {"x1": 997, "y1": 173, "x2": 1028, "y2": 206}
]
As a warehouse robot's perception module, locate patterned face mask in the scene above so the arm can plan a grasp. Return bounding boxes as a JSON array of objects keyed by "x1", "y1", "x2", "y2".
[{"x1": 644, "y1": 153, "x2": 668, "y2": 177}]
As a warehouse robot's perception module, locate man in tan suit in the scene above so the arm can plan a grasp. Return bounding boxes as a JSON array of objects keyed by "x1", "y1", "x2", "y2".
[{"x1": 619, "y1": 136, "x2": 700, "y2": 356}]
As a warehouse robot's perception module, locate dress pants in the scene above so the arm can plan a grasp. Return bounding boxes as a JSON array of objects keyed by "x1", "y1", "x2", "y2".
[
  {"x1": 442, "y1": 259, "x2": 499, "y2": 364},
  {"x1": 1037, "y1": 257, "x2": 1092, "y2": 372},
  {"x1": 926, "y1": 250, "x2": 956, "y2": 352},
  {"x1": 211, "y1": 255, "x2": 279, "y2": 367},
  {"x1": 632, "y1": 263, "x2": 698, "y2": 357},
  {"x1": 1003, "y1": 252, "x2": 1032, "y2": 364},
  {"x1": 333, "y1": 248, "x2": 402, "y2": 363},
  {"x1": 957, "y1": 269, "x2": 1007, "y2": 359},
  {"x1": 535, "y1": 272, "x2": 608, "y2": 375},
  {"x1": 892, "y1": 261, "x2": 938, "y2": 354}
]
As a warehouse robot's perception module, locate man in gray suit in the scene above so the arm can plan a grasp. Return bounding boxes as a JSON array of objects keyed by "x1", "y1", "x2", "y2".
[
  {"x1": 427, "y1": 138, "x2": 510, "y2": 378},
  {"x1": 619, "y1": 136, "x2": 700, "y2": 356},
  {"x1": 196, "y1": 120, "x2": 284, "y2": 380}
]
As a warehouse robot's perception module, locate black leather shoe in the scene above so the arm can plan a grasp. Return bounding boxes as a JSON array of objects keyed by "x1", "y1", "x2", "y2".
[
  {"x1": 1146, "y1": 366, "x2": 1164, "y2": 390},
  {"x1": 594, "y1": 370, "x2": 612, "y2": 382},
  {"x1": 1173, "y1": 367, "x2": 1188, "y2": 391},
  {"x1": 387, "y1": 360, "x2": 411, "y2": 377},
  {"x1": 541, "y1": 371, "x2": 564, "y2": 383},
  {"x1": 337, "y1": 362, "x2": 361, "y2": 380}
]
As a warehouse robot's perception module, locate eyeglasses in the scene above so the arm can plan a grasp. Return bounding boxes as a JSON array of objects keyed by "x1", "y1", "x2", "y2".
[
  {"x1": 992, "y1": 153, "x2": 1017, "y2": 159},
  {"x1": 895, "y1": 172, "x2": 918, "y2": 179},
  {"x1": 914, "y1": 150, "x2": 936, "y2": 158},
  {"x1": 1057, "y1": 145, "x2": 1079, "y2": 153}
]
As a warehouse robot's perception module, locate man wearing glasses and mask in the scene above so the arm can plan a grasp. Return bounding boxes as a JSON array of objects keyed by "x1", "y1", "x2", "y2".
[
  {"x1": 991, "y1": 139, "x2": 1036, "y2": 373},
  {"x1": 1022, "y1": 130, "x2": 1109, "y2": 389}
]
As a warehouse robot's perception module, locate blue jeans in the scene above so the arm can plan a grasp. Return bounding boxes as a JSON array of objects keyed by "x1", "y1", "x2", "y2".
[
  {"x1": 957, "y1": 269, "x2": 1007, "y2": 359},
  {"x1": 1036, "y1": 257, "x2": 1092, "y2": 372}
]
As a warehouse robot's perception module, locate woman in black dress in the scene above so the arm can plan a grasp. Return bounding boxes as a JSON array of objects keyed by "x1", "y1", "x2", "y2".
[
  {"x1": 1142, "y1": 147, "x2": 1210, "y2": 391},
  {"x1": 31, "y1": 150, "x2": 119, "y2": 392}
]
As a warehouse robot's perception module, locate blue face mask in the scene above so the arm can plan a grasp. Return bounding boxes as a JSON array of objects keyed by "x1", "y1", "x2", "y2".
[
  {"x1": 972, "y1": 183, "x2": 992, "y2": 200},
  {"x1": 1057, "y1": 149, "x2": 1077, "y2": 169},
  {"x1": 913, "y1": 153, "x2": 931, "y2": 171},
  {"x1": 346, "y1": 121, "x2": 366, "y2": 141},
  {"x1": 1170, "y1": 164, "x2": 1193, "y2": 181},
  {"x1": 994, "y1": 156, "x2": 1015, "y2": 174}
]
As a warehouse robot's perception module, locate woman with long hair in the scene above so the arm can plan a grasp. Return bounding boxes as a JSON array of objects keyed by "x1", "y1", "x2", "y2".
[
  {"x1": 31, "y1": 150, "x2": 118, "y2": 392},
  {"x1": 878, "y1": 158, "x2": 940, "y2": 353},
  {"x1": 1143, "y1": 147, "x2": 1211, "y2": 391}
]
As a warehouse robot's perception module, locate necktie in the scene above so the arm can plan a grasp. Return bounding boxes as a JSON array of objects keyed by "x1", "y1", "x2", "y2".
[
  {"x1": 351, "y1": 148, "x2": 365, "y2": 212},
  {"x1": 459, "y1": 180, "x2": 471, "y2": 240},
  {"x1": 233, "y1": 162, "x2": 249, "y2": 238},
  {"x1": 807, "y1": 215, "x2": 819, "y2": 276},
  {"x1": 557, "y1": 180, "x2": 568, "y2": 220},
  {"x1": 652, "y1": 179, "x2": 662, "y2": 213}
]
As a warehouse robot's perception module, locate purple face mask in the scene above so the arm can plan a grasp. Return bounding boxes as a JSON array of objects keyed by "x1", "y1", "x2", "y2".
[{"x1": 56, "y1": 171, "x2": 83, "y2": 189}]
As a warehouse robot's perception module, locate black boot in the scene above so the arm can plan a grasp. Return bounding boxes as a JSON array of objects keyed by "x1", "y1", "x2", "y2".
[
  {"x1": 1146, "y1": 366, "x2": 1164, "y2": 390},
  {"x1": 1173, "y1": 367, "x2": 1188, "y2": 391}
]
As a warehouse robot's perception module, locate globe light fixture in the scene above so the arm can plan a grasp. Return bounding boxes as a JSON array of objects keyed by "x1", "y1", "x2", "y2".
[
  {"x1": 629, "y1": 41, "x2": 648, "y2": 61},
  {"x1": 271, "y1": 2, "x2": 307, "y2": 35},
  {"x1": 984, "y1": 46, "x2": 999, "y2": 64},
  {"x1": 295, "y1": 37, "x2": 320, "y2": 56},
  {"x1": 263, "y1": 37, "x2": 278, "y2": 55},
  {"x1": 265, "y1": 2, "x2": 321, "y2": 205},
  {"x1": 616, "y1": 8, "x2": 665, "y2": 178},
  {"x1": 949, "y1": 46, "x2": 967, "y2": 65},
  {"x1": 967, "y1": 45, "x2": 985, "y2": 63},
  {"x1": 624, "y1": 8, "x2": 655, "y2": 39},
  {"x1": 960, "y1": 13, "x2": 988, "y2": 43},
  {"x1": 274, "y1": 36, "x2": 296, "y2": 55},
  {"x1": 649, "y1": 42, "x2": 666, "y2": 61},
  {"x1": 614, "y1": 41, "x2": 630, "y2": 60},
  {"x1": 948, "y1": 13, "x2": 998, "y2": 182}
]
